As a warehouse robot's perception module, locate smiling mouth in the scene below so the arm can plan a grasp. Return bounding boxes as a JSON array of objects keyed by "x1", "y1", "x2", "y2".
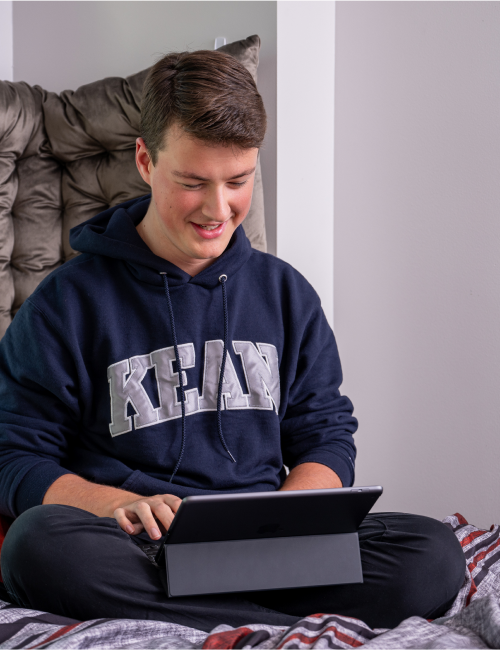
[{"x1": 191, "y1": 221, "x2": 228, "y2": 239}]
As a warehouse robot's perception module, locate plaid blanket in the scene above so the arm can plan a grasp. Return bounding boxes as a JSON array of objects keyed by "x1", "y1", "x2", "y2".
[{"x1": 0, "y1": 513, "x2": 499, "y2": 649}]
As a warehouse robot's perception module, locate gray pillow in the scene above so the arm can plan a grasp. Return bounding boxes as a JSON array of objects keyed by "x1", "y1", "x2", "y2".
[
  {"x1": 0, "y1": 34, "x2": 266, "y2": 339},
  {"x1": 0, "y1": 81, "x2": 62, "y2": 338}
]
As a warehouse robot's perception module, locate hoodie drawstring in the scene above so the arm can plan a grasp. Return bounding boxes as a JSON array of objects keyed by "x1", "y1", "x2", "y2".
[
  {"x1": 160, "y1": 272, "x2": 186, "y2": 482},
  {"x1": 160, "y1": 272, "x2": 236, "y2": 482},
  {"x1": 217, "y1": 275, "x2": 236, "y2": 463}
]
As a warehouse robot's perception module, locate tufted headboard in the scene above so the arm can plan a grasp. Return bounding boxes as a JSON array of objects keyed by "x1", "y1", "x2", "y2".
[{"x1": 0, "y1": 35, "x2": 266, "y2": 340}]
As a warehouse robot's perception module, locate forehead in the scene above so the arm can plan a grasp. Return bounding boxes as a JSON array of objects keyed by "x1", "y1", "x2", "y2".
[{"x1": 157, "y1": 125, "x2": 258, "y2": 177}]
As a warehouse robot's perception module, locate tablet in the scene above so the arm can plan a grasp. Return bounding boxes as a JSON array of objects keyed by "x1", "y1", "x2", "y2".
[
  {"x1": 164, "y1": 485, "x2": 383, "y2": 545},
  {"x1": 157, "y1": 486, "x2": 383, "y2": 596}
]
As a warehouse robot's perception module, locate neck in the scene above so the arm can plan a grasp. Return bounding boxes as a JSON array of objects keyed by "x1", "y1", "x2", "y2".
[{"x1": 136, "y1": 207, "x2": 215, "y2": 277}]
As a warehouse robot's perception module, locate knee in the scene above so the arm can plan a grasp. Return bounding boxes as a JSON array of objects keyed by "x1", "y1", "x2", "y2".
[
  {"x1": 1, "y1": 505, "x2": 67, "y2": 605},
  {"x1": 421, "y1": 516, "x2": 466, "y2": 613},
  {"x1": 420, "y1": 516, "x2": 465, "y2": 586},
  {"x1": 4, "y1": 504, "x2": 52, "y2": 552},
  {"x1": 1, "y1": 505, "x2": 91, "y2": 589},
  {"x1": 365, "y1": 512, "x2": 466, "y2": 624},
  {"x1": 394, "y1": 514, "x2": 466, "y2": 618}
]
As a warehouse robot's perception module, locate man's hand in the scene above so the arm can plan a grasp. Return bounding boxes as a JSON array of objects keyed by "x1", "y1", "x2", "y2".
[
  {"x1": 43, "y1": 474, "x2": 181, "y2": 540},
  {"x1": 113, "y1": 494, "x2": 182, "y2": 540}
]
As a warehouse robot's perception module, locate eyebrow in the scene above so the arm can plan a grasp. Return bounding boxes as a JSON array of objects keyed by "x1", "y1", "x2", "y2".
[{"x1": 172, "y1": 167, "x2": 256, "y2": 182}]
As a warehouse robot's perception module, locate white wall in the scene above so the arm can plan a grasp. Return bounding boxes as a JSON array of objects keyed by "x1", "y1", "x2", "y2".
[
  {"x1": 335, "y1": 2, "x2": 500, "y2": 527},
  {"x1": 277, "y1": 1, "x2": 335, "y2": 327},
  {"x1": 0, "y1": 1, "x2": 13, "y2": 81},
  {"x1": 13, "y1": 1, "x2": 278, "y2": 254}
]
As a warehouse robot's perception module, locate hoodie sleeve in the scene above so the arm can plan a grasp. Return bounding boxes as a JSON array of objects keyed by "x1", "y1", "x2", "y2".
[
  {"x1": 0, "y1": 300, "x2": 78, "y2": 517},
  {"x1": 279, "y1": 291, "x2": 357, "y2": 488}
]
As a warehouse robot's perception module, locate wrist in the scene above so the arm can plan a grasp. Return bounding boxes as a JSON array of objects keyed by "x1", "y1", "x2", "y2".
[{"x1": 102, "y1": 489, "x2": 140, "y2": 517}]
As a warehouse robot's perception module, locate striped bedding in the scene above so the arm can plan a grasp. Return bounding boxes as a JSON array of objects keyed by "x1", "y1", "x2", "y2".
[{"x1": 0, "y1": 513, "x2": 499, "y2": 649}]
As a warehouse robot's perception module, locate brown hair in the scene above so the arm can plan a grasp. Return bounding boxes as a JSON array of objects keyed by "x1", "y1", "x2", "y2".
[{"x1": 140, "y1": 50, "x2": 267, "y2": 164}]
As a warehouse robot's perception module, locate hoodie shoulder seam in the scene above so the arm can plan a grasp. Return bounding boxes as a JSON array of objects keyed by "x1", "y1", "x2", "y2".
[
  {"x1": 24, "y1": 297, "x2": 66, "y2": 342},
  {"x1": 30, "y1": 254, "x2": 98, "y2": 292},
  {"x1": 49, "y1": 254, "x2": 97, "y2": 276},
  {"x1": 26, "y1": 254, "x2": 98, "y2": 325}
]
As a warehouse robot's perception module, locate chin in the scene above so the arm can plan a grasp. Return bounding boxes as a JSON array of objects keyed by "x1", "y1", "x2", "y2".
[{"x1": 195, "y1": 239, "x2": 231, "y2": 258}]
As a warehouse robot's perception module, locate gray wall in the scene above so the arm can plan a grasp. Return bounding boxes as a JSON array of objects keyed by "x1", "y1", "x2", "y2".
[
  {"x1": 13, "y1": 0, "x2": 498, "y2": 527},
  {"x1": 335, "y1": 1, "x2": 500, "y2": 527},
  {"x1": 13, "y1": 1, "x2": 277, "y2": 254}
]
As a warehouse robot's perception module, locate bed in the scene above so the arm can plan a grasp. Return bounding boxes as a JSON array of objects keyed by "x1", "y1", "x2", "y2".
[{"x1": 0, "y1": 513, "x2": 497, "y2": 649}]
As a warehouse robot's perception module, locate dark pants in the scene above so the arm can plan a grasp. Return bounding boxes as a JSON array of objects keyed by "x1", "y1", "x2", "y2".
[{"x1": 1, "y1": 505, "x2": 465, "y2": 633}]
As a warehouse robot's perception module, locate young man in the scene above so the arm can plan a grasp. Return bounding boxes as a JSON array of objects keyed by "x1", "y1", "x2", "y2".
[{"x1": 0, "y1": 51, "x2": 465, "y2": 633}]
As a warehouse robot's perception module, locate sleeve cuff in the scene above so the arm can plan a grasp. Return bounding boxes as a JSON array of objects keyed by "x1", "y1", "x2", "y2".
[
  {"x1": 14, "y1": 461, "x2": 75, "y2": 516},
  {"x1": 290, "y1": 452, "x2": 355, "y2": 488}
]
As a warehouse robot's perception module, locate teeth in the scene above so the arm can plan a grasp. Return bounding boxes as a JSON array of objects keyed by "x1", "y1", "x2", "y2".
[{"x1": 199, "y1": 224, "x2": 220, "y2": 230}]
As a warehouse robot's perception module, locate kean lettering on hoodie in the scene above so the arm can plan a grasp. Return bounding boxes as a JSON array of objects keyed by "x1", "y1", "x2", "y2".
[{"x1": 107, "y1": 340, "x2": 280, "y2": 437}]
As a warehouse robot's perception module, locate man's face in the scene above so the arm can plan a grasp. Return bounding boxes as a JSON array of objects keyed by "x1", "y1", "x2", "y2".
[{"x1": 135, "y1": 124, "x2": 258, "y2": 276}]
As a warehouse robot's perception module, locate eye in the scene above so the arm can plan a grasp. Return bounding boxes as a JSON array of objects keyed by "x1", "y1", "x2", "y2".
[
  {"x1": 229, "y1": 180, "x2": 248, "y2": 188},
  {"x1": 182, "y1": 183, "x2": 203, "y2": 190}
]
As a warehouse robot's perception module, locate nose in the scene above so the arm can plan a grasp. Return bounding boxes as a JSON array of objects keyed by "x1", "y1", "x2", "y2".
[{"x1": 202, "y1": 185, "x2": 232, "y2": 222}]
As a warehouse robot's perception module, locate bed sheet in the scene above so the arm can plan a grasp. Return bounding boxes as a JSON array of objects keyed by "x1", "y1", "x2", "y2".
[{"x1": 0, "y1": 514, "x2": 498, "y2": 649}]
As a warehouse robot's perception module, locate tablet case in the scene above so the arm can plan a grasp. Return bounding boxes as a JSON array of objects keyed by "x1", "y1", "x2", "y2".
[
  {"x1": 156, "y1": 487, "x2": 382, "y2": 597},
  {"x1": 164, "y1": 532, "x2": 362, "y2": 597}
]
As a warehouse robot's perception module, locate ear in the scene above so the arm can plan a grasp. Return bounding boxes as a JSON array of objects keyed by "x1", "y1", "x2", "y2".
[{"x1": 136, "y1": 138, "x2": 153, "y2": 186}]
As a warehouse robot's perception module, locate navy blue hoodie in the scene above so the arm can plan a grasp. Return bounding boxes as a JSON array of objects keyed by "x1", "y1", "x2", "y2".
[{"x1": 0, "y1": 196, "x2": 357, "y2": 518}]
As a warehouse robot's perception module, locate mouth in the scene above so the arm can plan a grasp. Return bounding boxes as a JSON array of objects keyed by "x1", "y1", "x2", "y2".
[{"x1": 191, "y1": 221, "x2": 228, "y2": 240}]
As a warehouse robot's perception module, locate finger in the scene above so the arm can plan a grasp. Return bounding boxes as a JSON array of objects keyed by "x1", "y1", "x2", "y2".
[
  {"x1": 134, "y1": 501, "x2": 163, "y2": 540},
  {"x1": 162, "y1": 494, "x2": 183, "y2": 513},
  {"x1": 128, "y1": 521, "x2": 144, "y2": 535},
  {"x1": 114, "y1": 508, "x2": 145, "y2": 535},
  {"x1": 150, "y1": 502, "x2": 176, "y2": 532}
]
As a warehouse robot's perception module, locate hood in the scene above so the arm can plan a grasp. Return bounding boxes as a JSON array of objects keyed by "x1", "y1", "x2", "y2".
[{"x1": 69, "y1": 194, "x2": 253, "y2": 288}]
